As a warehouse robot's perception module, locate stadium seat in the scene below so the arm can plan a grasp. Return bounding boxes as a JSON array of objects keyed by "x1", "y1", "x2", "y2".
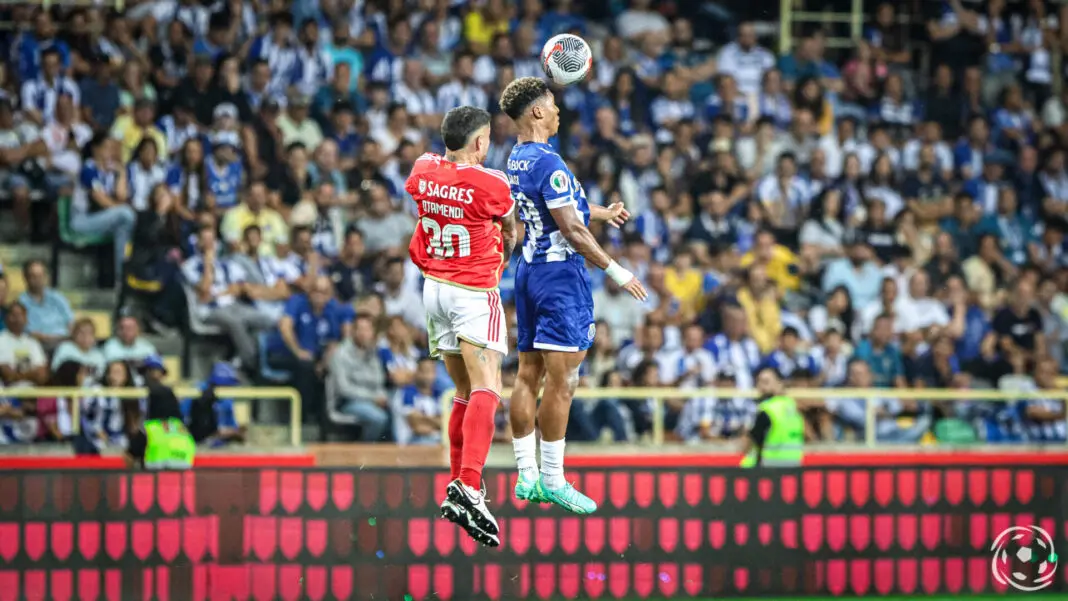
[
  {"x1": 323, "y1": 375, "x2": 359, "y2": 441},
  {"x1": 181, "y1": 285, "x2": 225, "y2": 379},
  {"x1": 5, "y1": 268, "x2": 26, "y2": 301},
  {"x1": 162, "y1": 356, "x2": 181, "y2": 384},
  {"x1": 257, "y1": 331, "x2": 292, "y2": 384},
  {"x1": 52, "y1": 196, "x2": 113, "y2": 289}
]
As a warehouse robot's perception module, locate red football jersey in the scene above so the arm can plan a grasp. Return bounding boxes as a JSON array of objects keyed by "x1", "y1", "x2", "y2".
[{"x1": 406, "y1": 153, "x2": 515, "y2": 290}]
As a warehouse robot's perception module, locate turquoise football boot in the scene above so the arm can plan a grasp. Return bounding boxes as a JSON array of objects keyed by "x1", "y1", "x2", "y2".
[
  {"x1": 537, "y1": 479, "x2": 597, "y2": 515},
  {"x1": 514, "y1": 471, "x2": 547, "y2": 503}
]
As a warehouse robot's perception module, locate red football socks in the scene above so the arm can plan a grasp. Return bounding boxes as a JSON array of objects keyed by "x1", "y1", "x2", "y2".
[
  {"x1": 448, "y1": 397, "x2": 468, "y2": 481},
  {"x1": 458, "y1": 388, "x2": 500, "y2": 489}
]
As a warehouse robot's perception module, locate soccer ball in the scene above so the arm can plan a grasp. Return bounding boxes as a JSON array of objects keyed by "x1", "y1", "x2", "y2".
[{"x1": 541, "y1": 33, "x2": 593, "y2": 86}]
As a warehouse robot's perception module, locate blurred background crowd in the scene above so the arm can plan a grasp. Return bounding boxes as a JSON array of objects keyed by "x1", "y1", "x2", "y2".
[{"x1": 0, "y1": 0, "x2": 1066, "y2": 451}]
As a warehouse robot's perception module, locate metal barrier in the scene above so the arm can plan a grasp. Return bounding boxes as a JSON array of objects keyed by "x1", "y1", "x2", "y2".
[
  {"x1": 442, "y1": 386, "x2": 1068, "y2": 448},
  {"x1": 2, "y1": 386, "x2": 302, "y2": 446},
  {"x1": 778, "y1": 0, "x2": 864, "y2": 53},
  {"x1": 0, "y1": 465, "x2": 1063, "y2": 600}
]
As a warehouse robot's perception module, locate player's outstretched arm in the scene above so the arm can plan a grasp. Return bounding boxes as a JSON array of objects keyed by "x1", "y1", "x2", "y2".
[
  {"x1": 588, "y1": 202, "x2": 630, "y2": 228},
  {"x1": 549, "y1": 205, "x2": 648, "y2": 301}
]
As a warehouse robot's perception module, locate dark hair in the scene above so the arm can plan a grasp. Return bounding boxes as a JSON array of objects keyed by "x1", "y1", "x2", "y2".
[
  {"x1": 179, "y1": 138, "x2": 209, "y2": 201},
  {"x1": 441, "y1": 106, "x2": 492, "y2": 151},
  {"x1": 270, "y1": 11, "x2": 294, "y2": 27},
  {"x1": 41, "y1": 46, "x2": 61, "y2": 60},
  {"x1": 499, "y1": 76, "x2": 551, "y2": 120},
  {"x1": 104, "y1": 361, "x2": 134, "y2": 388},
  {"x1": 242, "y1": 224, "x2": 261, "y2": 239},
  {"x1": 22, "y1": 258, "x2": 46, "y2": 279},
  {"x1": 83, "y1": 131, "x2": 110, "y2": 161},
  {"x1": 133, "y1": 136, "x2": 159, "y2": 162},
  {"x1": 290, "y1": 225, "x2": 311, "y2": 244},
  {"x1": 631, "y1": 359, "x2": 659, "y2": 385},
  {"x1": 755, "y1": 365, "x2": 783, "y2": 381},
  {"x1": 49, "y1": 361, "x2": 85, "y2": 387}
]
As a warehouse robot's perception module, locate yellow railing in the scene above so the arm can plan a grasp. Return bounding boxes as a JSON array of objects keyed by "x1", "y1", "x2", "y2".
[
  {"x1": 3, "y1": 386, "x2": 302, "y2": 446},
  {"x1": 442, "y1": 387, "x2": 1068, "y2": 448},
  {"x1": 779, "y1": 0, "x2": 864, "y2": 54}
]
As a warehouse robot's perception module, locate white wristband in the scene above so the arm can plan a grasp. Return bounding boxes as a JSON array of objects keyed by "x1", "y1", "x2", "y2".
[{"x1": 604, "y1": 260, "x2": 634, "y2": 286}]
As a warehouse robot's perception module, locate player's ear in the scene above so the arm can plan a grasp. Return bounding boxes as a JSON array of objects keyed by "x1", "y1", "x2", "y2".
[{"x1": 531, "y1": 104, "x2": 542, "y2": 120}]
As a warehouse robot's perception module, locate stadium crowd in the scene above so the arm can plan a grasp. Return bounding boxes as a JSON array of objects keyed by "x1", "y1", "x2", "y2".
[{"x1": 0, "y1": 0, "x2": 1067, "y2": 449}]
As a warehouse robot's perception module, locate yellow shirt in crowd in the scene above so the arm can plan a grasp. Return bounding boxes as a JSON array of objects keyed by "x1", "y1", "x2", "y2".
[
  {"x1": 109, "y1": 115, "x2": 167, "y2": 164},
  {"x1": 736, "y1": 286, "x2": 782, "y2": 354},
  {"x1": 740, "y1": 245, "x2": 802, "y2": 292},
  {"x1": 220, "y1": 204, "x2": 289, "y2": 256},
  {"x1": 463, "y1": 12, "x2": 510, "y2": 49},
  {"x1": 664, "y1": 267, "x2": 704, "y2": 317}
]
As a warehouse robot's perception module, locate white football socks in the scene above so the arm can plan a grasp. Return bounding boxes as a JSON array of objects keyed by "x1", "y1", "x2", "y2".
[
  {"x1": 540, "y1": 438, "x2": 566, "y2": 489},
  {"x1": 513, "y1": 432, "x2": 538, "y2": 481}
]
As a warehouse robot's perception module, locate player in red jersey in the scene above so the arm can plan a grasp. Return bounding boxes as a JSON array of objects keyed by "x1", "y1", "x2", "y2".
[{"x1": 406, "y1": 106, "x2": 517, "y2": 548}]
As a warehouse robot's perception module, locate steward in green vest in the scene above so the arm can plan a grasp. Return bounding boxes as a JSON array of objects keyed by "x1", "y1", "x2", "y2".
[
  {"x1": 126, "y1": 355, "x2": 195, "y2": 470},
  {"x1": 740, "y1": 366, "x2": 804, "y2": 467}
]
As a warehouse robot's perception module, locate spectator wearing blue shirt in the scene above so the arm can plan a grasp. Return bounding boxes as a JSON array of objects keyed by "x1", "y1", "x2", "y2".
[
  {"x1": 364, "y1": 18, "x2": 411, "y2": 86},
  {"x1": 909, "y1": 334, "x2": 960, "y2": 388},
  {"x1": 293, "y1": 20, "x2": 333, "y2": 98},
  {"x1": 1020, "y1": 358, "x2": 1067, "y2": 443},
  {"x1": 324, "y1": 23, "x2": 362, "y2": 93},
  {"x1": 821, "y1": 240, "x2": 884, "y2": 309},
  {"x1": 181, "y1": 362, "x2": 246, "y2": 447},
  {"x1": 192, "y1": 12, "x2": 232, "y2": 63},
  {"x1": 762, "y1": 327, "x2": 815, "y2": 379},
  {"x1": 705, "y1": 74, "x2": 750, "y2": 125},
  {"x1": 206, "y1": 131, "x2": 244, "y2": 210},
  {"x1": 952, "y1": 116, "x2": 993, "y2": 181},
  {"x1": 852, "y1": 314, "x2": 907, "y2": 388},
  {"x1": 940, "y1": 193, "x2": 985, "y2": 260},
  {"x1": 963, "y1": 153, "x2": 1011, "y2": 217},
  {"x1": 992, "y1": 85, "x2": 1033, "y2": 151},
  {"x1": 393, "y1": 357, "x2": 444, "y2": 445},
  {"x1": 181, "y1": 226, "x2": 273, "y2": 370},
  {"x1": 73, "y1": 361, "x2": 135, "y2": 455},
  {"x1": 248, "y1": 12, "x2": 299, "y2": 98},
  {"x1": 18, "y1": 260, "x2": 74, "y2": 350},
  {"x1": 71, "y1": 133, "x2": 138, "y2": 279},
  {"x1": 14, "y1": 11, "x2": 70, "y2": 84},
  {"x1": 631, "y1": 187, "x2": 673, "y2": 263},
  {"x1": 378, "y1": 315, "x2": 421, "y2": 390},
  {"x1": 777, "y1": 31, "x2": 840, "y2": 89},
  {"x1": 268, "y1": 276, "x2": 354, "y2": 422},
  {"x1": 944, "y1": 276, "x2": 990, "y2": 364},
  {"x1": 20, "y1": 47, "x2": 80, "y2": 127},
  {"x1": 977, "y1": 187, "x2": 1039, "y2": 266}
]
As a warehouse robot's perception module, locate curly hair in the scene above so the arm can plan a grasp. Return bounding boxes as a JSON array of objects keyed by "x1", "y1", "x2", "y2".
[{"x1": 499, "y1": 76, "x2": 551, "y2": 120}]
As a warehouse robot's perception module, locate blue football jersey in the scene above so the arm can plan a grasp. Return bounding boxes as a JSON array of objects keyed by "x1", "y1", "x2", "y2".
[
  {"x1": 207, "y1": 159, "x2": 243, "y2": 209},
  {"x1": 507, "y1": 142, "x2": 590, "y2": 264}
]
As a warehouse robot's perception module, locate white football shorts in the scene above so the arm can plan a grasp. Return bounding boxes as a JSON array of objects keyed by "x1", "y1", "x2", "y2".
[{"x1": 423, "y1": 278, "x2": 508, "y2": 358}]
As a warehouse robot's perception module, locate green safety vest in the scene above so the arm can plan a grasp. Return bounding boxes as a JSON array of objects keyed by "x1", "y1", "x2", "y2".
[
  {"x1": 143, "y1": 418, "x2": 196, "y2": 470},
  {"x1": 740, "y1": 395, "x2": 805, "y2": 468}
]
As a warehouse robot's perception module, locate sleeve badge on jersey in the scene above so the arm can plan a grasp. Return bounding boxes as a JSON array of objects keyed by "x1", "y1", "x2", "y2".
[
  {"x1": 418, "y1": 179, "x2": 427, "y2": 194},
  {"x1": 588, "y1": 323, "x2": 596, "y2": 341},
  {"x1": 550, "y1": 170, "x2": 569, "y2": 194}
]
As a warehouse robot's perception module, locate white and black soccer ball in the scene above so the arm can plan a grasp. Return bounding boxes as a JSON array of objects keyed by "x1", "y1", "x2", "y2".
[{"x1": 541, "y1": 33, "x2": 593, "y2": 86}]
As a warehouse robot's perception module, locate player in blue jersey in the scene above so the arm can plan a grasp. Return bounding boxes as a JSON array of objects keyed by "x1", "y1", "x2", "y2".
[{"x1": 499, "y1": 77, "x2": 647, "y2": 514}]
